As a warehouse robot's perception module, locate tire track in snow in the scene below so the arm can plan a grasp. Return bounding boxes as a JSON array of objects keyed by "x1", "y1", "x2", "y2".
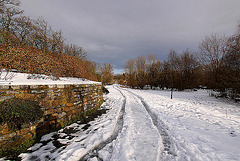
[
  {"x1": 122, "y1": 88, "x2": 177, "y2": 160},
  {"x1": 79, "y1": 86, "x2": 126, "y2": 161}
]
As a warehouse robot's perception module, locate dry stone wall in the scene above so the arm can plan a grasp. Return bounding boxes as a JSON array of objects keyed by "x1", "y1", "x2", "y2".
[{"x1": 0, "y1": 83, "x2": 102, "y2": 149}]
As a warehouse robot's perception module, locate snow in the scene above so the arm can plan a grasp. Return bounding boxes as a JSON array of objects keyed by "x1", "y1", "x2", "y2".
[
  {"x1": 101, "y1": 88, "x2": 161, "y2": 161},
  {"x1": 128, "y1": 88, "x2": 240, "y2": 160},
  {"x1": 17, "y1": 85, "x2": 240, "y2": 161},
  {"x1": 40, "y1": 132, "x2": 57, "y2": 142},
  {"x1": 0, "y1": 72, "x2": 100, "y2": 85}
]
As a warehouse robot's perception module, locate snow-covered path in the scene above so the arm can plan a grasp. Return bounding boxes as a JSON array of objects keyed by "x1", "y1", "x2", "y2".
[
  {"x1": 101, "y1": 87, "x2": 162, "y2": 161},
  {"x1": 18, "y1": 85, "x2": 240, "y2": 161}
]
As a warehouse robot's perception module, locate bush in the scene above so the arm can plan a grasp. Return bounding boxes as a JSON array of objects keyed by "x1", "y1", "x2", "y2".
[
  {"x1": 0, "y1": 139, "x2": 35, "y2": 160},
  {"x1": 0, "y1": 45, "x2": 98, "y2": 81},
  {"x1": 0, "y1": 98, "x2": 43, "y2": 131}
]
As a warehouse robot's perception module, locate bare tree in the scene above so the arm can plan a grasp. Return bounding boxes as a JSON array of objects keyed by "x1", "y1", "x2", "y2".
[
  {"x1": 167, "y1": 50, "x2": 180, "y2": 89},
  {"x1": 0, "y1": 0, "x2": 20, "y2": 14},
  {"x1": 179, "y1": 49, "x2": 199, "y2": 90},
  {"x1": 12, "y1": 15, "x2": 33, "y2": 46},
  {"x1": 198, "y1": 34, "x2": 228, "y2": 89},
  {"x1": 30, "y1": 17, "x2": 49, "y2": 52},
  {"x1": 0, "y1": 0, "x2": 22, "y2": 44},
  {"x1": 146, "y1": 54, "x2": 162, "y2": 89},
  {"x1": 124, "y1": 58, "x2": 136, "y2": 88},
  {"x1": 199, "y1": 34, "x2": 227, "y2": 71},
  {"x1": 221, "y1": 25, "x2": 240, "y2": 96},
  {"x1": 98, "y1": 63, "x2": 114, "y2": 85},
  {"x1": 68, "y1": 44, "x2": 87, "y2": 59},
  {"x1": 49, "y1": 29, "x2": 64, "y2": 53},
  {"x1": 135, "y1": 56, "x2": 147, "y2": 89}
]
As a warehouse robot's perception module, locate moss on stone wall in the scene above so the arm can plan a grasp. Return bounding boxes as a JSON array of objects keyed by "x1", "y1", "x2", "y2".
[
  {"x1": 0, "y1": 98, "x2": 43, "y2": 159},
  {"x1": 0, "y1": 137, "x2": 35, "y2": 160},
  {"x1": 0, "y1": 98, "x2": 43, "y2": 131}
]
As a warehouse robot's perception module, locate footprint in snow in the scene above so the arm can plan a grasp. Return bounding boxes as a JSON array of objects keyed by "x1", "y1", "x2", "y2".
[{"x1": 229, "y1": 131, "x2": 237, "y2": 137}]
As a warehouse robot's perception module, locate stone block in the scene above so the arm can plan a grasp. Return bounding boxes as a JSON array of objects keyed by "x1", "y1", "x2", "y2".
[
  {"x1": 58, "y1": 121, "x2": 64, "y2": 127},
  {"x1": 54, "y1": 93, "x2": 61, "y2": 97},
  {"x1": 42, "y1": 120, "x2": 50, "y2": 127},
  {"x1": 39, "y1": 100, "x2": 51, "y2": 109},
  {"x1": 67, "y1": 114, "x2": 73, "y2": 121},
  {"x1": 16, "y1": 128, "x2": 30, "y2": 136},
  {"x1": 15, "y1": 93, "x2": 33, "y2": 99},
  {"x1": 0, "y1": 124, "x2": 10, "y2": 135},
  {"x1": 47, "y1": 92, "x2": 54, "y2": 98},
  {"x1": 44, "y1": 109, "x2": 54, "y2": 115},
  {"x1": 74, "y1": 95, "x2": 81, "y2": 99},
  {"x1": 50, "y1": 120, "x2": 56, "y2": 125},
  {"x1": 73, "y1": 101, "x2": 81, "y2": 106},
  {"x1": 48, "y1": 84, "x2": 57, "y2": 88},
  {"x1": 19, "y1": 85, "x2": 29, "y2": 89},
  {"x1": 66, "y1": 103, "x2": 73, "y2": 107},
  {"x1": 51, "y1": 99, "x2": 61, "y2": 107},
  {"x1": 63, "y1": 106, "x2": 71, "y2": 112},
  {"x1": 50, "y1": 113, "x2": 58, "y2": 120},
  {"x1": 6, "y1": 90, "x2": 19, "y2": 94},
  {"x1": 31, "y1": 90, "x2": 45, "y2": 94},
  {"x1": 4, "y1": 132, "x2": 17, "y2": 139},
  {"x1": 0, "y1": 95, "x2": 15, "y2": 102},
  {"x1": 52, "y1": 113, "x2": 58, "y2": 117},
  {"x1": 54, "y1": 89, "x2": 61, "y2": 93},
  {"x1": 11, "y1": 85, "x2": 20, "y2": 90},
  {"x1": 57, "y1": 84, "x2": 65, "y2": 88},
  {"x1": 58, "y1": 112, "x2": 67, "y2": 119},
  {"x1": 38, "y1": 85, "x2": 48, "y2": 89},
  {"x1": 30, "y1": 85, "x2": 39, "y2": 89},
  {"x1": 54, "y1": 107, "x2": 62, "y2": 113},
  {"x1": 0, "y1": 85, "x2": 10, "y2": 90},
  {"x1": 36, "y1": 93, "x2": 47, "y2": 99}
]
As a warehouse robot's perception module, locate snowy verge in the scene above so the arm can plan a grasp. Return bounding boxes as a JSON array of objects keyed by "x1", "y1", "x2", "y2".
[{"x1": 0, "y1": 72, "x2": 100, "y2": 85}]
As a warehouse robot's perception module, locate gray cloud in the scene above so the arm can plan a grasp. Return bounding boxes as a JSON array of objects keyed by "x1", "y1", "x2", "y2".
[{"x1": 20, "y1": 0, "x2": 240, "y2": 73}]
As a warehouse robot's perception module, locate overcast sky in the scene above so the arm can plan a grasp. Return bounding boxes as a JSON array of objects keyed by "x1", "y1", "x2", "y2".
[{"x1": 20, "y1": 0, "x2": 240, "y2": 73}]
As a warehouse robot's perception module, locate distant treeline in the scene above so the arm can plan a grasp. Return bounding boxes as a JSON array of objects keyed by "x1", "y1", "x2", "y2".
[
  {"x1": 0, "y1": 0, "x2": 114, "y2": 81},
  {"x1": 124, "y1": 25, "x2": 240, "y2": 96}
]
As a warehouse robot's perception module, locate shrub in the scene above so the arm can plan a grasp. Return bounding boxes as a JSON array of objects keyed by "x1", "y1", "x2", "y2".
[
  {"x1": 0, "y1": 138, "x2": 35, "y2": 160},
  {"x1": 0, "y1": 45, "x2": 98, "y2": 81},
  {"x1": 0, "y1": 98, "x2": 43, "y2": 131}
]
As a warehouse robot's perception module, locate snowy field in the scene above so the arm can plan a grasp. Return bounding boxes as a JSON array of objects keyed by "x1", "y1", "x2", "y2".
[
  {"x1": 128, "y1": 88, "x2": 240, "y2": 160},
  {"x1": 11, "y1": 85, "x2": 240, "y2": 160}
]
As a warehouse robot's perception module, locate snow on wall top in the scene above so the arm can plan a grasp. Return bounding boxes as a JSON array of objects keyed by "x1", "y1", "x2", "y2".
[{"x1": 0, "y1": 71, "x2": 101, "y2": 85}]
